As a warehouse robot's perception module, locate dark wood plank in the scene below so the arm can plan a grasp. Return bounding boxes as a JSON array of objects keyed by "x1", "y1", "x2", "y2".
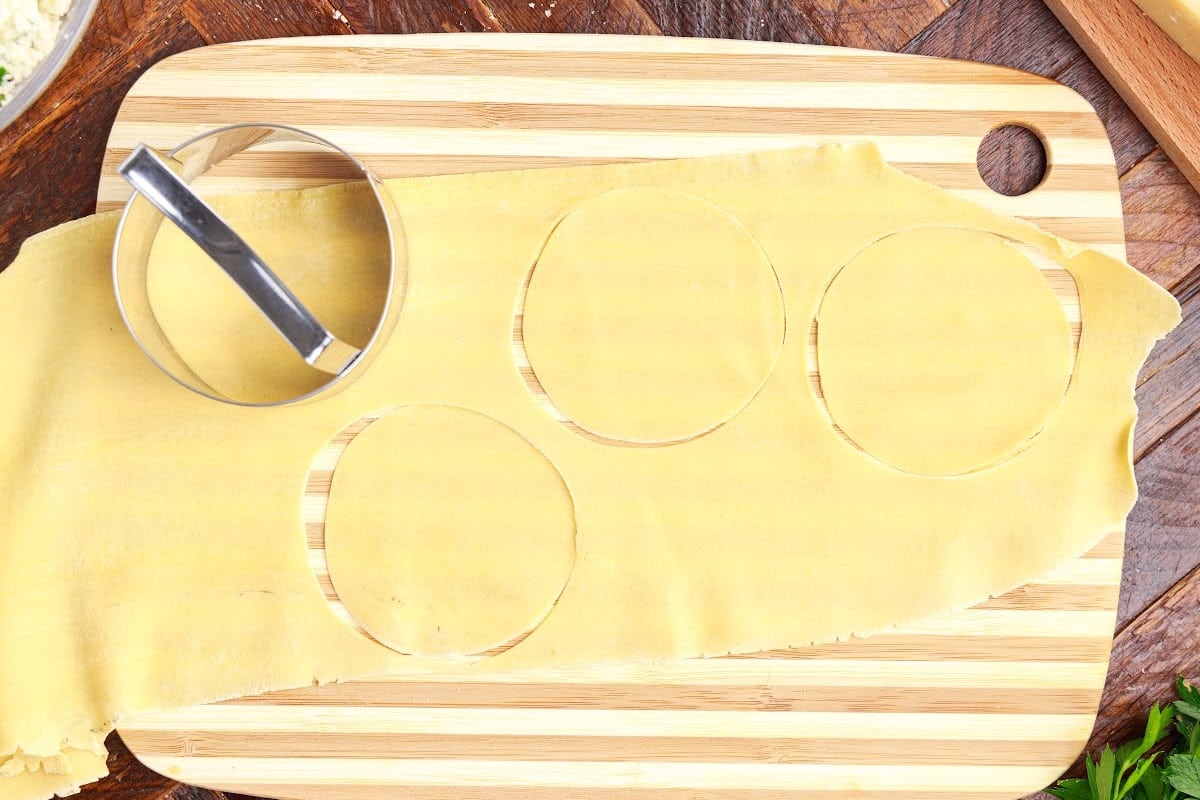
[
  {"x1": 179, "y1": 0, "x2": 354, "y2": 42},
  {"x1": 1125, "y1": 149, "x2": 1200, "y2": 292},
  {"x1": 1123, "y1": 410, "x2": 1200, "y2": 626},
  {"x1": 179, "y1": 0, "x2": 509, "y2": 42},
  {"x1": 802, "y1": 0, "x2": 953, "y2": 50},
  {"x1": 1134, "y1": 278, "x2": 1200, "y2": 462},
  {"x1": 331, "y1": 0, "x2": 503, "y2": 33},
  {"x1": 482, "y1": 0, "x2": 663, "y2": 34},
  {"x1": 1102, "y1": 557, "x2": 1200, "y2": 748},
  {"x1": 903, "y1": 0, "x2": 1081, "y2": 77},
  {"x1": 635, "y1": 0, "x2": 822, "y2": 42}
]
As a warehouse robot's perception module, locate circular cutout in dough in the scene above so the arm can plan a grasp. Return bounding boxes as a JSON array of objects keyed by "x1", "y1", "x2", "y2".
[
  {"x1": 816, "y1": 227, "x2": 1073, "y2": 477},
  {"x1": 520, "y1": 187, "x2": 785, "y2": 445},
  {"x1": 323, "y1": 406, "x2": 577, "y2": 657}
]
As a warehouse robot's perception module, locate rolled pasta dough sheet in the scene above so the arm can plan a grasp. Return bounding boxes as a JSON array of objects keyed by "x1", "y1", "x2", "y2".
[{"x1": 0, "y1": 144, "x2": 1180, "y2": 799}]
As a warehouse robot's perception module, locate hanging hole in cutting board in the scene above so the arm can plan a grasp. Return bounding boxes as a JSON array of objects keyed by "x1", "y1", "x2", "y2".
[
  {"x1": 810, "y1": 227, "x2": 1079, "y2": 478},
  {"x1": 305, "y1": 406, "x2": 578, "y2": 659},
  {"x1": 514, "y1": 186, "x2": 787, "y2": 448},
  {"x1": 977, "y1": 124, "x2": 1049, "y2": 197}
]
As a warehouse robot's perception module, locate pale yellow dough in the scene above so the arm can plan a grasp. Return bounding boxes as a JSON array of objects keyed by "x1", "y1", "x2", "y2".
[
  {"x1": 324, "y1": 405, "x2": 577, "y2": 656},
  {"x1": 0, "y1": 145, "x2": 1179, "y2": 800},
  {"x1": 1134, "y1": 0, "x2": 1200, "y2": 64},
  {"x1": 521, "y1": 186, "x2": 785, "y2": 444},
  {"x1": 816, "y1": 228, "x2": 1074, "y2": 476}
]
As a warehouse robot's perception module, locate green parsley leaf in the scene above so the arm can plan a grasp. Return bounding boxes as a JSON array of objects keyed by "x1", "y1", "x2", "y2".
[
  {"x1": 1178, "y1": 715, "x2": 1200, "y2": 760},
  {"x1": 1144, "y1": 705, "x2": 1178, "y2": 755},
  {"x1": 1123, "y1": 739, "x2": 1153, "y2": 767},
  {"x1": 1135, "y1": 764, "x2": 1167, "y2": 800},
  {"x1": 1050, "y1": 778, "x2": 1098, "y2": 800},
  {"x1": 1163, "y1": 754, "x2": 1200, "y2": 798},
  {"x1": 1096, "y1": 747, "x2": 1118, "y2": 800},
  {"x1": 1127, "y1": 758, "x2": 1167, "y2": 799},
  {"x1": 1179, "y1": 678, "x2": 1200, "y2": 709},
  {"x1": 1176, "y1": 683, "x2": 1200, "y2": 759}
]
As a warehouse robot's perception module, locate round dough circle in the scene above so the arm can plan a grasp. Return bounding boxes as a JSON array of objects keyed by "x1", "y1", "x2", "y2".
[
  {"x1": 323, "y1": 406, "x2": 577, "y2": 656},
  {"x1": 521, "y1": 187, "x2": 785, "y2": 444},
  {"x1": 816, "y1": 227, "x2": 1073, "y2": 476}
]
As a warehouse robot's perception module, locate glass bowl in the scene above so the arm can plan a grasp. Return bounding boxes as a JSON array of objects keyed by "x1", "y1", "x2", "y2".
[{"x1": 0, "y1": 0, "x2": 99, "y2": 134}]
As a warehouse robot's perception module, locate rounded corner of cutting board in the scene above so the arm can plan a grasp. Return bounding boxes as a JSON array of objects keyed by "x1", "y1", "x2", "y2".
[{"x1": 106, "y1": 35, "x2": 1125, "y2": 799}]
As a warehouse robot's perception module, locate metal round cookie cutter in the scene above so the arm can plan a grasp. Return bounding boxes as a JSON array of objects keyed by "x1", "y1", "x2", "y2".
[{"x1": 112, "y1": 123, "x2": 406, "y2": 406}]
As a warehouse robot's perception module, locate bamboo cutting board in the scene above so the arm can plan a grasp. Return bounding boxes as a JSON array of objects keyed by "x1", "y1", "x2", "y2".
[{"x1": 101, "y1": 35, "x2": 1127, "y2": 800}]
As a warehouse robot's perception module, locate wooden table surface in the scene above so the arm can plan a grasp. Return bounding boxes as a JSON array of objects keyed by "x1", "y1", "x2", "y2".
[{"x1": 0, "y1": 2, "x2": 1196, "y2": 799}]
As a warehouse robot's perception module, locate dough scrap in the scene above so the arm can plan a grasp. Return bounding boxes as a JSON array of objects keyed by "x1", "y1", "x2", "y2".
[
  {"x1": 0, "y1": 145, "x2": 1180, "y2": 800},
  {"x1": 521, "y1": 186, "x2": 785, "y2": 444},
  {"x1": 816, "y1": 227, "x2": 1074, "y2": 476},
  {"x1": 324, "y1": 405, "x2": 577, "y2": 657},
  {"x1": 0, "y1": 747, "x2": 108, "y2": 800}
]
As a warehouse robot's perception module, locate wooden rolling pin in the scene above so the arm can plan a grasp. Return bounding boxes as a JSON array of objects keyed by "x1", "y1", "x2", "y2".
[{"x1": 1044, "y1": 0, "x2": 1200, "y2": 192}]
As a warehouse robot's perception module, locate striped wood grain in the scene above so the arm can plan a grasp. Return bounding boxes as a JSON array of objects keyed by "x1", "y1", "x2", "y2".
[{"x1": 109, "y1": 34, "x2": 1125, "y2": 800}]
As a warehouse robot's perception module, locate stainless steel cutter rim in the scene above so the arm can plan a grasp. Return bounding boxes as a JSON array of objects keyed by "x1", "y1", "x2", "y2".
[{"x1": 112, "y1": 122, "x2": 405, "y2": 408}]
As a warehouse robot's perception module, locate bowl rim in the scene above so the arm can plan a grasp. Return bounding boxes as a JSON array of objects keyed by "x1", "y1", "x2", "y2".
[{"x1": 0, "y1": 0, "x2": 100, "y2": 135}]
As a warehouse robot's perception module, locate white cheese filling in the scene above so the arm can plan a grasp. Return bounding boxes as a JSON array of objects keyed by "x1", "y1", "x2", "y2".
[{"x1": 0, "y1": 0, "x2": 71, "y2": 105}]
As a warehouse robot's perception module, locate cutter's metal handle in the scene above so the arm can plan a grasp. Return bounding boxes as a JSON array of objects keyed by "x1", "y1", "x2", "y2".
[{"x1": 118, "y1": 144, "x2": 361, "y2": 375}]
